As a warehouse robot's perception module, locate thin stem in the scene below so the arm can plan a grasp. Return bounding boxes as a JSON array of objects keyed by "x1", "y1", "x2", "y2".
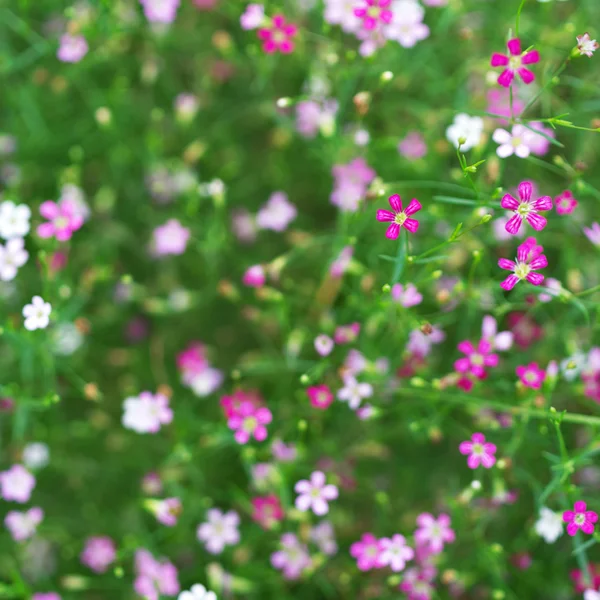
[
  {"x1": 577, "y1": 284, "x2": 600, "y2": 298},
  {"x1": 391, "y1": 229, "x2": 408, "y2": 284},
  {"x1": 515, "y1": 0, "x2": 527, "y2": 38}
]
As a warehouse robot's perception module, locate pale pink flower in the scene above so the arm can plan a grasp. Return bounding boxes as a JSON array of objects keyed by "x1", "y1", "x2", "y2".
[
  {"x1": 337, "y1": 376, "x2": 372, "y2": 409},
  {"x1": 189, "y1": 367, "x2": 224, "y2": 398},
  {"x1": 314, "y1": 334, "x2": 334, "y2": 356},
  {"x1": 227, "y1": 400, "x2": 272, "y2": 444},
  {"x1": 330, "y1": 246, "x2": 353, "y2": 277},
  {"x1": 491, "y1": 37, "x2": 539, "y2": 87},
  {"x1": 152, "y1": 497, "x2": 182, "y2": 526},
  {"x1": 310, "y1": 521, "x2": 338, "y2": 555},
  {"x1": 391, "y1": 283, "x2": 422, "y2": 307},
  {"x1": 583, "y1": 222, "x2": 600, "y2": 246},
  {"x1": 139, "y1": 0, "x2": 180, "y2": 24},
  {"x1": 295, "y1": 100, "x2": 338, "y2": 138},
  {"x1": 271, "y1": 533, "x2": 311, "y2": 579},
  {"x1": 498, "y1": 236, "x2": 547, "y2": 290},
  {"x1": 5, "y1": 507, "x2": 43, "y2": 541},
  {"x1": 271, "y1": 438, "x2": 297, "y2": 462},
  {"x1": 0, "y1": 464, "x2": 35, "y2": 503},
  {"x1": 406, "y1": 326, "x2": 445, "y2": 357},
  {"x1": 414, "y1": 513, "x2": 455, "y2": 554},
  {"x1": 377, "y1": 194, "x2": 421, "y2": 238},
  {"x1": 350, "y1": 533, "x2": 382, "y2": 571},
  {"x1": 57, "y1": 34, "x2": 88, "y2": 63},
  {"x1": 334, "y1": 322, "x2": 360, "y2": 344},
  {"x1": 32, "y1": 594, "x2": 61, "y2": 600},
  {"x1": 344, "y1": 349, "x2": 367, "y2": 375},
  {"x1": 324, "y1": 0, "x2": 361, "y2": 33},
  {"x1": 37, "y1": 200, "x2": 83, "y2": 242},
  {"x1": 197, "y1": 509, "x2": 240, "y2": 554},
  {"x1": 399, "y1": 566, "x2": 436, "y2": 599},
  {"x1": 516, "y1": 362, "x2": 546, "y2": 389},
  {"x1": 142, "y1": 472, "x2": 163, "y2": 495},
  {"x1": 121, "y1": 391, "x2": 173, "y2": 434},
  {"x1": 257, "y1": 15, "x2": 298, "y2": 54},
  {"x1": 240, "y1": 3, "x2": 265, "y2": 30},
  {"x1": 486, "y1": 88, "x2": 524, "y2": 124},
  {"x1": 459, "y1": 432, "x2": 497, "y2": 469},
  {"x1": 538, "y1": 277, "x2": 562, "y2": 303},
  {"x1": 577, "y1": 33, "x2": 599, "y2": 58},
  {"x1": 524, "y1": 122, "x2": 555, "y2": 156},
  {"x1": 378, "y1": 534, "x2": 414, "y2": 572},
  {"x1": 242, "y1": 265, "x2": 266, "y2": 288},
  {"x1": 80, "y1": 536, "x2": 117, "y2": 573},
  {"x1": 563, "y1": 501, "x2": 598, "y2": 536},
  {"x1": 398, "y1": 131, "x2": 427, "y2": 160},
  {"x1": 492, "y1": 125, "x2": 532, "y2": 158},
  {"x1": 231, "y1": 208, "x2": 257, "y2": 243},
  {"x1": 134, "y1": 549, "x2": 180, "y2": 600},
  {"x1": 294, "y1": 471, "x2": 338, "y2": 515},
  {"x1": 354, "y1": 0, "x2": 393, "y2": 30},
  {"x1": 152, "y1": 219, "x2": 190, "y2": 256},
  {"x1": 481, "y1": 315, "x2": 513, "y2": 351},
  {"x1": 555, "y1": 190, "x2": 578, "y2": 215},
  {"x1": 256, "y1": 192, "x2": 297, "y2": 231},
  {"x1": 174, "y1": 93, "x2": 199, "y2": 122},
  {"x1": 385, "y1": 1, "x2": 429, "y2": 48}
]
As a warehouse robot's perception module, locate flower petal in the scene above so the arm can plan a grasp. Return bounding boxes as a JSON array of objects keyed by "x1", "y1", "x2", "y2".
[
  {"x1": 532, "y1": 195, "x2": 553, "y2": 211},
  {"x1": 498, "y1": 258, "x2": 516, "y2": 271},
  {"x1": 521, "y1": 50, "x2": 540, "y2": 65},
  {"x1": 529, "y1": 254, "x2": 548, "y2": 270},
  {"x1": 377, "y1": 209, "x2": 395, "y2": 222},
  {"x1": 458, "y1": 441, "x2": 473, "y2": 455},
  {"x1": 525, "y1": 213, "x2": 547, "y2": 231},
  {"x1": 518, "y1": 181, "x2": 533, "y2": 201},
  {"x1": 507, "y1": 38, "x2": 521, "y2": 55},
  {"x1": 526, "y1": 272, "x2": 544, "y2": 286},
  {"x1": 574, "y1": 500, "x2": 587, "y2": 513},
  {"x1": 501, "y1": 274, "x2": 520, "y2": 290},
  {"x1": 39, "y1": 201, "x2": 59, "y2": 219},
  {"x1": 491, "y1": 53, "x2": 509, "y2": 67},
  {"x1": 518, "y1": 67, "x2": 535, "y2": 84},
  {"x1": 497, "y1": 69, "x2": 515, "y2": 88},
  {"x1": 388, "y1": 194, "x2": 402, "y2": 213},
  {"x1": 501, "y1": 193, "x2": 519, "y2": 210},
  {"x1": 566, "y1": 522, "x2": 579, "y2": 536},
  {"x1": 403, "y1": 218, "x2": 419, "y2": 233},
  {"x1": 505, "y1": 214, "x2": 523, "y2": 235},
  {"x1": 404, "y1": 198, "x2": 422, "y2": 216},
  {"x1": 386, "y1": 223, "x2": 400, "y2": 239}
]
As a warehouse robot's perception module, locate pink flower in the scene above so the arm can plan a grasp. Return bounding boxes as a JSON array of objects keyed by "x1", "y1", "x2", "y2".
[
  {"x1": 492, "y1": 125, "x2": 532, "y2": 159},
  {"x1": 486, "y1": 88, "x2": 524, "y2": 124},
  {"x1": 142, "y1": 472, "x2": 163, "y2": 495},
  {"x1": 241, "y1": 3, "x2": 265, "y2": 30},
  {"x1": 176, "y1": 342, "x2": 208, "y2": 383},
  {"x1": 577, "y1": 33, "x2": 599, "y2": 58},
  {"x1": 454, "y1": 339, "x2": 499, "y2": 380},
  {"x1": 399, "y1": 566, "x2": 436, "y2": 599},
  {"x1": 330, "y1": 158, "x2": 376, "y2": 212},
  {"x1": 555, "y1": 190, "x2": 578, "y2": 215},
  {"x1": 0, "y1": 464, "x2": 35, "y2": 503},
  {"x1": 307, "y1": 384, "x2": 334, "y2": 409},
  {"x1": 414, "y1": 513, "x2": 455, "y2": 554},
  {"x1": 391, "y1": 283, "x2": 422, "y2": 307},
  {"x1": 139, "y1": 0, "x2": 180, "y2": 24},
  {"x1": 584, "y1": 222, "x2": 600, "y2": 247},
  {"x1": 337, "y1": 375, "x2": 373, "y2": 410},
  {"x1": 516, "y1": 362, "x2": 546, "y2": 389},
  {"x1": 524, "y1": 122, "x2": 555, "y2": 156},
  {"x1": 310, "y1": 521, "x2": 338, "y2": 556},
  {"x1": 197, "y1": 509, "x2": 240, "y2": 554},
  {"x1": 330, "y1": 245, "x2": 353, "y2": 277},
  {"x1": 376, "y1": 194, "x2": 421, "y2": 239},
  {"x1": 295, "y1": 100, "x2": 338, "y2": 138},
  {"x1": 563, "y1": 501, "x2": 598, "y2": 536},
  {"x1": 398, "y1": 131, "x2": 427, "y2": 160},
  {"x1": 350, "y1": 533, "x2": 383, "y2": 571},
  {"x1": 220, "y1": 389, "x2": 263, "y2": 418},
  {"x1": 37, "y1": 200, "x2": 83, "y2": 242},
  {"x1": 134, "y1": 549, "x2": 180, "y2": 600},
  {"x1": 5, "y1": 507, "x2": 43, "y2": 541},
  {"x1": 491, "y1": 38, "x2": 539, "y2": 87},
  {"x1": 334, "y1": 322, "x2": 360, "y2": 344},
  {"x1": 152, "y1": 498, "x2": 183, "y2": 526},
  {"x1": 231, "y1": 208, "x2": 257, "y2": 243},
  {"x1": 508, "y1": 311, "x2": 543, "y2": 348},
  {"x1": 294, "y1": 471, "x2": 338, "y2": 515},
  {"x1": 80, "y1": 536, "x2": 117, "y2": 573},
  {"x1": 271, "y1": 533, "x2": 311, "y2": 579},
  {"x1": 242, "y1": 265, "x2": 266, "y2": 288},
  {"x1": 498, "y1": 237, "x2": 547, "y2": 291},
  {"x1": 257, "y1": 15, "x2": 298, "y2": 54},
  {"x1": 152, "y1": 219, "x2": 190, "y2": 256},
  {"x1": 57, "y1": 34, "x2": 88, "y2": 63},
  {"x1": 314, "y1": 334, "x2": 334, "y2": 356},
  {"x1": 501, "y1": 182, "x2": 552, "y2": 234},
  {"x1": 354, "y1": 0, "x2": 393, "y2": 30},
  {"x1": 378, "y1": 534, "x2": 414, "y2": 572},
  {"x1": 32, "y1": 595, "x2": 61, "y2": 600},
  {"x1": 252, "y1": 494, "x2": 284, "y2": 529},
  {"x1": 481, "y1": 315, "x2": 513, "y2": 351},
  {"x1": 459, "y1": 432, "x2": 497, "y2": 469},
  {"x1": 227, "y1": 400, "x2": 272, "y2": 444},
  {"x1": 256, "y1": 191, "x2": 297, "y2": 231},
  {"x1": 122, "y1": 391, "x2": 173, "y2": 434},
  {"x1": 271, "y1": 438, "x2": 297, "y2": 462}
]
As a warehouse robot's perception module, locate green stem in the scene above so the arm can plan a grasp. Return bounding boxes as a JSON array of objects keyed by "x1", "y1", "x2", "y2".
[
  {"x1": 515, "y1": 0, "x2": 527, "y2": 38},
  {"x1": 577, "y1": 284, "x2": 600, "y2": 297},
  {"x1": 391, "y1": 229, "x2": 408, "y2": 284}
]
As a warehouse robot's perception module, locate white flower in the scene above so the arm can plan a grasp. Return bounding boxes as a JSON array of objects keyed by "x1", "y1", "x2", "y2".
[
  {"x1": 178, "y1": 584, "x2": 217, "y2": 600},
  {"x1": 22, "y1": 443, "x2": 50, "y2": 470},
  {"x1": 481, "y1": 315, "x2": 513, "y2": 351},
  {"x1": 336, "y1": 375, "x2": 372, "y2": 409},
  {"x1": 121, "y1": 392, "x2": 173, "y2": 434},
  {"x1": 324, "y1": 0, "x2": 361, "y2": 33},
  {"x1": 196, "y1": 509, "x2": 240, "y2": 554},
  {"x1": 386, "y1": 1, "x2": 430, "y2": 48},
  {"x1": 560, "y1": 352, "x2": 587, "y2": 381},
  {"x1": 534, "y1": 507, "x2": 563, "y2": 543},
  {"x1": 584, "y1": 590, "x2": 600, "y2": 600},
  {"x1": 492, "y1": 125, "x2": 531, "y2": 158},
  {"x1": 52, "y1": 322, "x2": 84, "y2": 356},
  {"x1": 189, "y1": 367, "x2": 224, "y2": 397},
  {"x1": 0, "y1": 201, "x2": 31, "y2": 239},
  {"x1": 0, "y1": 238, "x2": 28, "y2": 281},
  {"x1": 22, "y1": 296, "x2": 52, "y2": 331},
  {"x1": 446, "y1": 114, "x2": 484, "y2": 151}
]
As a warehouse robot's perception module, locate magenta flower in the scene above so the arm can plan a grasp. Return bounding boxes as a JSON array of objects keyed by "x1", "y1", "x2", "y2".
[
  {"x1": 242, "y1": 264, "x2": 266, "y2": 288},
  {"x1": 37, "y1": 200, "x2": 84, "y2": 242},
  {"x1": 491, "y1": 38, "x2": 540, "y2": 87},
  {"x1": 354, "y1": 0, "x2": 393, "y2": 30},
  {"x1": 334, "y1": 322, "x2": 360, "y2": 344},
  {"x1": 501, "y1": 182, "x2": 552, "y2": 234},
  {"x1": 227, "y1": 400, "x2": 272, "y2": 444},
  {"x1": 376, "y1": 194, "x2": 421, "y2": 239},
  {"x1": 80, "y1": 536, "x2": 117, "y2": 573},
  {"x1": 563, "y1": 501, "x2": 598, "y2": 536},
  {"x1": 555, "y1": 190, "x2": 578, "y2": 215},
  {"x1": 257, "y1": 15, "x2": 298, "y2": 54},
  {"x1": 498, "y1": 237, "x2": 547, "y2": 291},
  {"x1": 32, "y1": 594, "x2": 61, "y2": 600},
  {"x1": 399, "y1": 566, "x2": 436, "y2": 600},
  {"x1": 516, "y1": 362, "x2": 546, "y2": 389},
  {"x1": 307, "y1": 384, "x2": 334, "y2": 409},
  {"x1": 459, "y1": 432, "x2": 497, "y2": 469},
  {"x1": 454, "y1": 339, "x2": 499, "y2": 380},
  {"x1": 414, "y1": 513, "x2": 456, "y2": 554},
  {"x1": 378, "y1": 534, "x2": 414, "y2": 572},
  {"x1": 350, "y1": 533, "x2": 383, "y2": 571}
]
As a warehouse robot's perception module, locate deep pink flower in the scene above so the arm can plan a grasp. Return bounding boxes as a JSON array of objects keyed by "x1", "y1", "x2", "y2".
[
  {"x1": 501, "y1": 181, "x2": 552, "y2": 234},
  {"x1": 334, "y1": 322, "x2": 360, "y2": 344},
  {"x1": 252, "y1": 494, "x2": 284, "y2": 529},
  {"x1": 242, "y1": 265, "x2": 266, "y2": 288},
  {"x1": 176, "y1": 342, "x2": 208, "y2": 383},
  {"x1": 353, "y1": 0, "x2": 393, "y2": 30},
  {"x1": 491, "y1": 38, "x2": 539, "y2": 87},
  {"x1": 459, "y1": 432, "x2": 497, "y2": 469},
  {"x1": 220, "y1": 389, "x2": 263, "y2": 419},
  {"x1": 414, "y1": 513, "x2": 456, "y2": 554},
  {"x1": 227, "y1": 400, "x2": 272, "y2": 444},
  {"x1": 563, "y1": 501, "x2": 598, "y2": 536},
  {"x1": 399, "y1": 566, "x2": 437, "y2": 600},
  {"x1": 37, "y1": 200, "x2": 83, "y2": 242},
  {"x1": 516, "y1": 362, "x2": 546, "y2": 389},
  {"x1": 555, "y1": 190, "x2": 578, "y2": 215},
  {"x1": 80, "y1": 536, "x2": 117, "y2": 573},
  {"x1": 454, "y1": 339, "x2": 499, "y2": 380},
  {"x1": 350, "y1": 533, "x2": 383, "y2": 571},
  {"x1": 307, "y1": 384, "x2": 334, "y2": 409},
  {"x1": 508, "y1": 311, "x2": 543, "y2": 348},
  {"x1": 257, "y1": 15, "x2": 297, "y2": 54},
  {"x1": 498, "y1": 237, "x2": 547, "y2": 291},
  {"x1": 376, "y1": 194, "x2": 421, "y2": 239}
]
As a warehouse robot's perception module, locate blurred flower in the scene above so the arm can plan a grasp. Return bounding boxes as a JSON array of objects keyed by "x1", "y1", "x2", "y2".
[
  {"x1": 354, "y1": 128, "x2": 370, "y2": 145},
  {"x1": 0, "y1": 134, "x2": 16, "y2": 155},
  {"x1": 454, "y1": 339, "x2": 499, "y2": 379},
  {"x1": 252, "y1": 494, "x2": 284, "y2": 529},
  {"x1": 446, "y1": 114, "x2": 484, "y2": 151},
  {"x1": 134, "y1": 549, "x2": 180, "y2": 599},
  {"x1": 398, "y1": 131, "x2": 427, "y2": 160},
  {"x1": 337, "y1": 376, "x2": 372, "y2": 409},
  {"x1": 330, "y1": 246, "x2": 353, "y2": 277},
  {"x1": 0, "y1": 238, "x2": 28, "y2": 281},
  {"x1": 241, "y1": 4, "x2": 265, "y2": 30},
  {"x1": 139, "y1": 0, "x2": 180, "y2": 23},
  {"x1": 0, "y1": 201, "x2": 31, "y2": 239},
  {"x1": 295, "y1": 471, "x2": 338, "y2": 515},
  {"x1": 459, "y1": 433, "x2": 497, "y2": 469},
  {"x1": 256, "y1": 192, "x2": 297, "y2": 232},
  {"x1": 57, "y1": 34, "x2": 88, "y2": 63},
  {"x1": 314, "y1": 334, "x2": 334, "y2": 357},
  {"x1": 534, "y1": 507, "x2": 564, "y2": 543},
  {"x1": 415, "y1": 513, "x2": 455, "y2": 554},
  {"x1": 491, "y1": 38, "x2": 539, "y2": 87},
  {"x1": 22, "y1": 443, "x2": 50, "y2": 470},
  {"x1": 386, "y1": 0, "x2": 429, "y2": 47},
  {"x1": 174, "y1": 94, "x2": 200, "y2": 122},
  {"x1": 563, "y1": 501, "x2": 598, "y2": 536},
  {"x1": 59, "y1": 184, "x2": 90, "y2": 221},
  {"x1": 242, "y1": 265, "x2": 265, "y2": 288},
  {"x1": 406, "y1": 325, "x2": 445, "y2": 357},
  {"x1": 350, "y1": 533, "x2": 382, "y2": 571},
  {"x1": 584, "y1": 222, "x2": 600, "y2": 246},
  {"x1": 334, "y1": 322, "x2": 360, "y2": 344},
  {"x1": 577, "y1": 33, "x2": 599, "y2": 57},
  {"x1": 80, "y1": 536, "x2": 117, "y2": 573},
  {"x1": 343, "y1": 349, "x2": 367, "y2": 375},
  {"x1": 22, "y1": 296, "x2": 52, "y2": 331},
  {"x1": 310, "y1": 521, "x2": 338, "y2": 555},
  {"x1": 498, "y1": 236, "x2": 547, "y2": 290},
  {"x1": 585, "y1": 591, "x2": 600, "y2": 600},
  {"x1": 5, "y1": 507, "x2": 43, "y2": 541},
  {"x1": 331, "y1": 157, "x2": 375, "y2": 212},
  {"x1": 492, "y1": 125, "x2": 532, "y2": 158},
  {"x1": 500, "y1": 181, "x2": 552, "y2": 234},
  {"x1": 538, "y1": 277, "x2": 562, "y2": 302},
  {"x1": 560, "y1": 352, "x2": 587, "y2": 381},
  {"x1": 142, "y1": 472, "x2": 163, "y2": 495},
  {"x1": 555, "y1": 190, "x2": 578, "y2": 215},
  {"x1": 196, "y1": 509, "x2": 240, "y2": 554},
  {"x1": 399, "y1": 566, "x2": 436, "y2": 599},
  {"x1": 486, "y1": 88, "x2": 524, "y2": 123},
  {"x1": 378, "y1": 534, "x2": 414, "y2": 571},
  {"x1": 178, "y1": 584, "x2": 217, "y2": 600},
  {"x1": 271, "y1": 533, "x2": 311, "y2": 579},
  {"x1": 376, "y1": 194, "x2": 422, "y2": 238},
  {"x1": 524, "y1": 121, "x2": 555, "y2": 156},
  {"x1": 257, "y1": 15, "x2": 298, "y2": 54},
  {"x1": 481, "y1": 315, "x2": 513, "y2": 351},
  {"x1": 324, "y1": 0, "x2": 361, "y2": 33},
  {"x1": 151, "y1": 498, "x2": 183, "y2": 526},
  {"x1": 122, "y1": 391, "x2": 173, "y2": 434},
  {"x1": 271, "y1": 439, "x2": 297, "y2": 461},
  {"x1": 152, "y1": 219, "x2": 190, "y2": 256},
  {"x1": 37, "y1": 200, "x2": 83, "y2": 241},
  {"x1": 508, "y1": 311, "x2": 543, "y2": 348},
  {"x1": 32, "y1": 594, "x2": 60, "y2": 600},
  {"x1": 227, "y1": 400, "x2": 272, "y2": 444},
  {"x1": 231, "y1": 208, "x2": 257, "y2": 244},
  {"x1": 354, "y1": 0, "x2": 393, "y2": 30},
  {"x1": 296, "y1": 99, "x2": 338, "y2": 138},
  {"x1": 391, "y1": 283, "x2": 422, "y2": 307},
  {"x1": 307, "y1": 384, "x2": 334, "y2": 409}
]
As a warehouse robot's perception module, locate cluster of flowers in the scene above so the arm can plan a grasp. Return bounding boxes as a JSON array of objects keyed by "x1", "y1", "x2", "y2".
[{"x1": 177, "y1": 342, "x2": 224, "y2": 398}]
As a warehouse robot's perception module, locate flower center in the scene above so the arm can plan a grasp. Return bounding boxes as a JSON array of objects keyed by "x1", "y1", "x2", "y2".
[
  {"x1": 54, "y1": 216, "x2": 69, "y2": 229},
  {"x1": 272, "y1": 30, "x2": 286, "y2": 43},
  {"x1": 509, "y1": 55, "x2": 522, "y2": 70},
  {"x1": 394, "y1": 212, "x2": 407, "y2": 226},
  {"x1": 517, "y1": 202, "x2": 531, "y2": 217},
  {"x1": 511, "y1": 137, "x2": 522, "y2": 148},
  {"x1": 524, "y1": 371, "x2": 537, "y2": 383},
  {"x1": 575, "y1": 513, "x2": 586, "y2": 525},
  {"x1": 514, "y1": 261, "x2": 531, "y2": 280},
  {"x1": 367, "y1": 6, "x2": 381, "y2": 18},
  {"x1": 317, "y1": 391, "x2": 329, "y2": 404},
  {"x1": 366, "y1": 545, "x2": 377, "y2": 557},
  {"x1": 243, "y1": 416, "x2": 257, "y2": 432},
  {"x1": 472, "y1": 443, "x2": 484, "y2": 455},
  {"x1": 471, "y1": 353, "x2": 484, "y2": 366},
  {"x1": 310, "y1": 488, "x2": 321, "y2": 498}
]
